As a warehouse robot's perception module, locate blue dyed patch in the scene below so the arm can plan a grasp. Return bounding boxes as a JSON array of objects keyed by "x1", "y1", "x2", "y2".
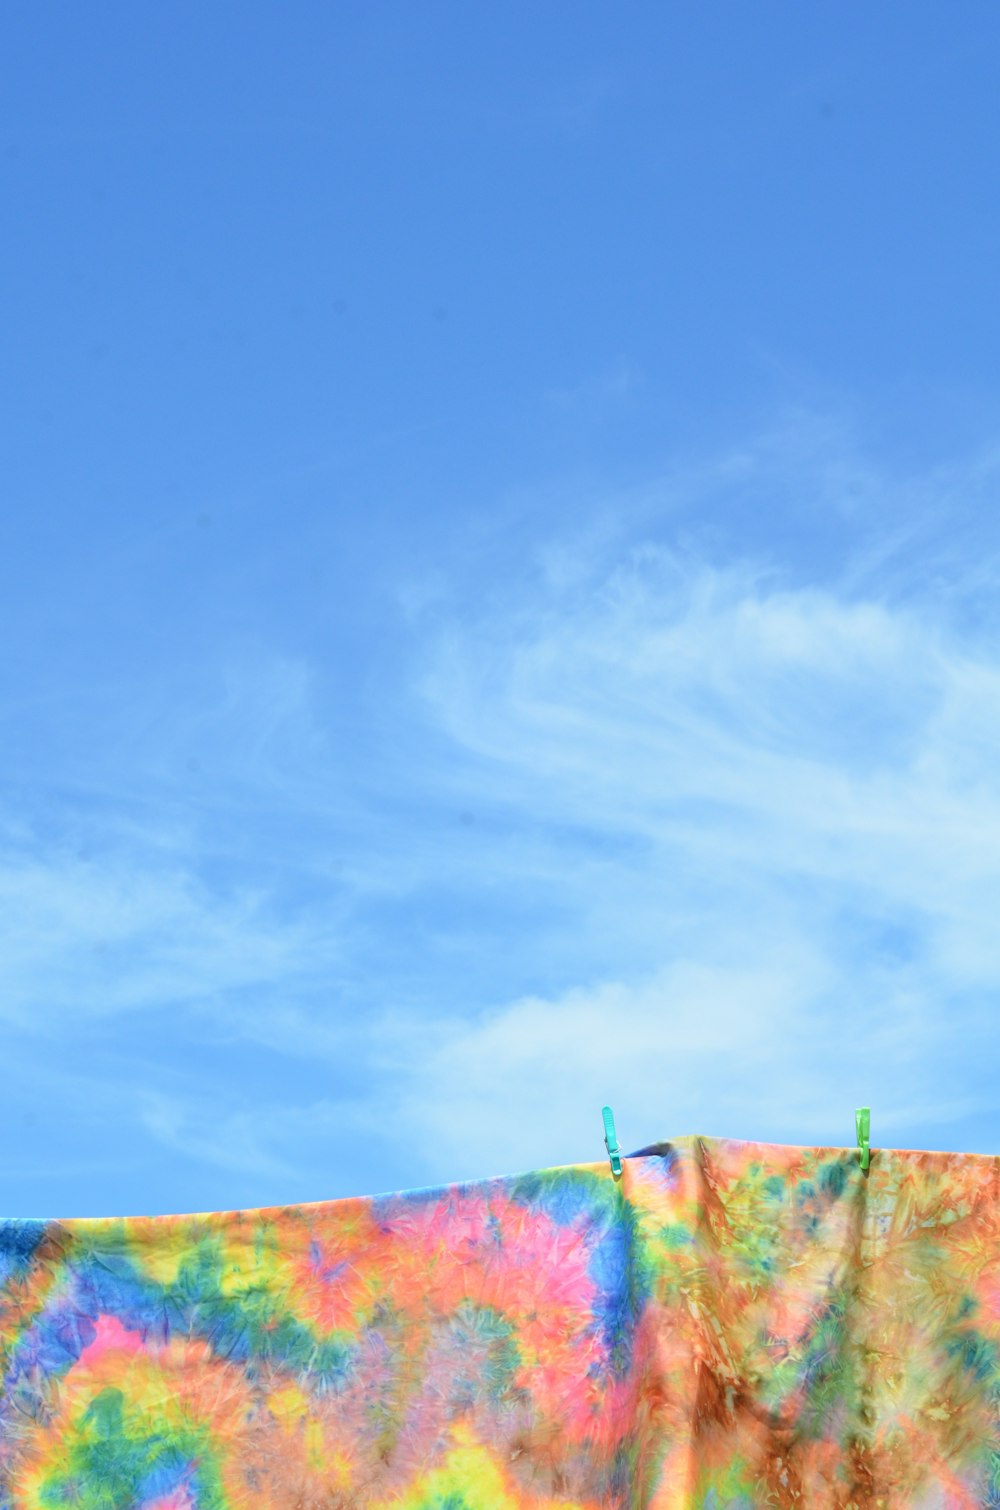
[
  {"x1": 0, "y1": 1221, "x2": 48, "y2": 1284},
  {"x1": 586, "y1": 1211, "x2": 648, "y2": 1379},
  {"x1": 369, "y1": 1182, "x2": 463, "y2": 1234},
  {"x1": 309, "y1": 1238, "x2": 349, "y2": 1285},
  {"x1": 628, "y1": 1143, "x2": 681, "y2": 1193},
  {"x1": 9, "y1": 1302, "x2": 97, "y2": 1381},
  {"x1": 137, "y1": 1449, "x2": 198, "y2": 1502},
  {"x1": 609, "y1": 1441, "x2": 637, "y2": 1502},
  {"x1": 509, "y1": 1168, "x2": 615, "y2": 1227},
  {"x1": 70, "y1": 1240, "x2": 171, "y2": 1344},
  {"x1": 588, "y1": 1218, "x2": 631, "y2": 1297}
]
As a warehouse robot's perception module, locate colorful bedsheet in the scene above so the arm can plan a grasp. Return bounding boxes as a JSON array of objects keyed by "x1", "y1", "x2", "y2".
[{"x1": 1, "y1": 1134, "x2": 998, "y2": 1507}]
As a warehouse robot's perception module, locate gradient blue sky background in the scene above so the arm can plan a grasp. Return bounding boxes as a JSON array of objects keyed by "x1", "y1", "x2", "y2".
[{"x1": 4, "y1": 5, "x2": 1000, "y2": 1217}]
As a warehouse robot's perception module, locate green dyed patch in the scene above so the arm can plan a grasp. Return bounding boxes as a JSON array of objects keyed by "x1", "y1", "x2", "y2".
[
  {"x1": 948, "y1": 1328, "x2": 999, "y2": 1384},
  {"x1": 692, "y1": 1454, "x2": 756, "y2": 1508},
  {"x1": 656, "y1": 1222, "x2": 695, "y2": 1251},
  {"x1": 166, "y1": 1236, "x2": 356, "y2": 1385},
  {"x1": 38, "y1": 1386, "x2": 228, "y2": 1510},
  {"x1": 819, "y1": 1160, "x2": 847, "y2": 1201},
  {"x1": 452, "y1": 1301, "x2": 520, "y2": 1400}
]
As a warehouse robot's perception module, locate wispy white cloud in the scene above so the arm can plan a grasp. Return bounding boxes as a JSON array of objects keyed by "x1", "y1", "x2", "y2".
[
  {"x1": 0, "y1": 846, "x2": 338, "y2": 1027},
  {"x1": 136, "y1": 1089, "x2": 303, "y2": 1186},
  {"x1": 7, "y1": 416, "x2": 1000, "y2": 1192},
  {"x1": 412, "y1": 544, "x2": 1000, "y2": 951},
  {"x1": 375, "y1": 438, "x2": 1000, "y2": 1172},
  {"x1": 383, "y1": 954, "x2": 984, "y2": 1180},
  {"x1": 133, "y1": 1086, "x2": 393, "y2": 1202}
]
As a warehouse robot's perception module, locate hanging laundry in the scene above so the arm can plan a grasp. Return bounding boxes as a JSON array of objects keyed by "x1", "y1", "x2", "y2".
[{"x1": 1, "y1": 1134, "x2": 998, "y2": 1506}]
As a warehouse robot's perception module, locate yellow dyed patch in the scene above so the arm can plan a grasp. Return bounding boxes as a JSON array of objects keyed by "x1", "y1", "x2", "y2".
[
  {"x1": 266, "y1": 1386, "x2": 351, "y2": 1486},
  {"x1": 216, "y1": 1234, "x2": 286, "y2": 1299},
  {"x1": 375, "y1": 1420, "x2": 589, "y2": 1510},
  {"x1": 305, "y1": 1417, "x2": 325, "y2": 1469},
  {"x1": 268, "y1": 1382, "x2": 309, "y2": 1429},
  {"x1": 134, "y1": 1241, "x2": 189, "y2": 1289}
]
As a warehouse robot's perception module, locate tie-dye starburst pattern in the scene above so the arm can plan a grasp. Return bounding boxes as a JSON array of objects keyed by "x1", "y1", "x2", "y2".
[{"x1": 1, "y1": 1136, "x2": 999, "y2": 1506}]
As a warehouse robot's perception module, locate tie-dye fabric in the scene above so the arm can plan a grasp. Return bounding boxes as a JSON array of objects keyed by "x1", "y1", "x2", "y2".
[{"x1": 1, "y1": 1135, "x2": 999, "y2": 1508}]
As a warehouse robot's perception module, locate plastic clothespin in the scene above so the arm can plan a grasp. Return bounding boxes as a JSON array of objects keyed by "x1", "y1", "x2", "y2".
[
  {"x1": 855, "y1": 1106, "x2": 870, "y2": 1172},
  {"x1": 602, "y1": 1105, "x2": 623, "y2": 1177}
]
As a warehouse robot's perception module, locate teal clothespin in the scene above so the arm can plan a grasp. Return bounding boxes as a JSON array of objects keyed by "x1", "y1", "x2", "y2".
[
  {"x1": 602, "y1": 1105, "x2": 623, "y2": 1177},
  {"x1": 855, "y1": 1106, "x2": 870, "y2": 1172}
]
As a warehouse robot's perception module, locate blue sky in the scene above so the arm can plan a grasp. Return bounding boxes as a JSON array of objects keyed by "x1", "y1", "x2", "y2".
[{"x1": 3, "y1": 4, "x2": 1000, "y2": 1217}]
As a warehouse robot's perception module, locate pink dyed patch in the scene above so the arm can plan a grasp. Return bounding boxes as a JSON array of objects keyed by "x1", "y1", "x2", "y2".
[
  {"x1": 77, "y1": 1312, "x2": 148, "y2": 1367},
  {"x1": 979, "y1": 1275, "x2": 1000, "y2": 1322},
  {"x1": 143, "y1": 1489, "x2": 196, "y2": 1510}
]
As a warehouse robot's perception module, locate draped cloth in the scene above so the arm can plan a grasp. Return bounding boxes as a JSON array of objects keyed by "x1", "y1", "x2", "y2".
[{"x1": 1, "y1": 1135, "x2": 999, "y2": 1507}]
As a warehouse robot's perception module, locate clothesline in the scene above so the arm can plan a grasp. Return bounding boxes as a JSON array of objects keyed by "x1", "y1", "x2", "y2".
[{"x1": 600, "y1": 1101, "x2": 873, "y2": 1173}]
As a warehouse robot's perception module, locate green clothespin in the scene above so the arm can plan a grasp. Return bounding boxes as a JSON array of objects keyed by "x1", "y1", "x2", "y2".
[
  {"x1": 602, "y1": 1105, "x2": 623, "y2": 1177},
  {"x1": 855, "y1": 1106, "x2": 870, "y2": 1172}
]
